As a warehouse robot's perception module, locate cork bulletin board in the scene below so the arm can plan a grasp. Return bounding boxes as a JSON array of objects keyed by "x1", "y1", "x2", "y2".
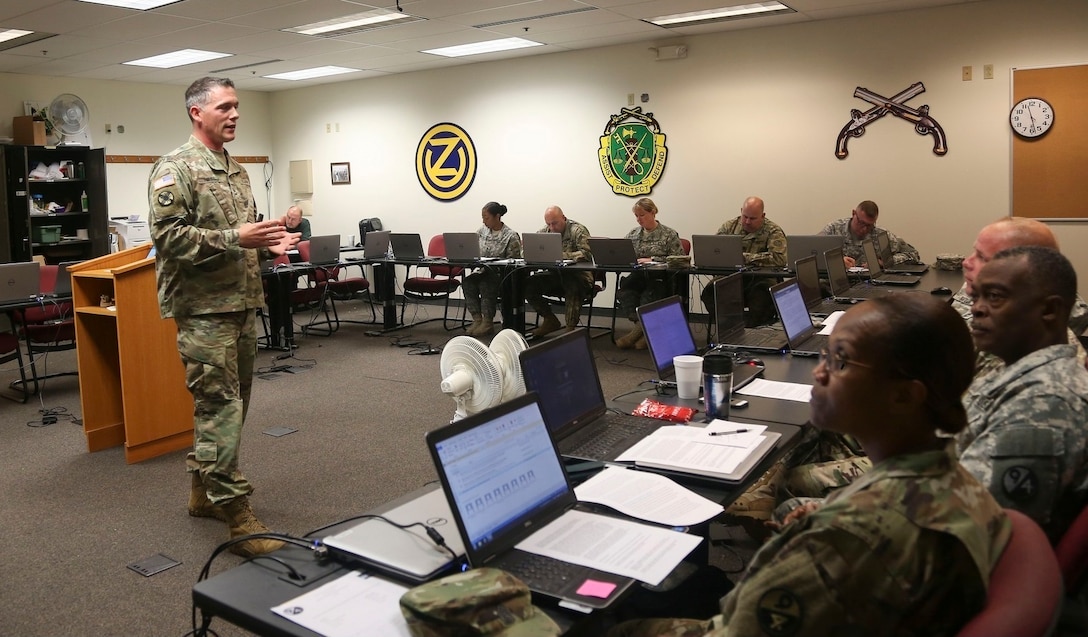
[{"x1": 1011, "y1": 64, "x2": 1088, "y2": 219}]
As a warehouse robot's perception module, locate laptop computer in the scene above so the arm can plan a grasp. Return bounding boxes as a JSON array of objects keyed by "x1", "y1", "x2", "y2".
[
  {"x1": 362, "y1": 230, "x2": 391, "y2": 260},
  {"x1": 863, "y1": 238, "x2": 921, "y2": 286},
  {"x1": 696, "y1": 275, "x2": 788, "y2": 353},
  {"x1": 522, "y1": 233, "x2": 573, "y2": 265},
  {"x1": 322, "y1": 487, "x2": 467, "y2": 585},
  {"x1": 875, "y1": 232, "x2": 928, "y2": 274},
  {"x1": 690, "y1": 234, "x2": 745, "y2": 270},
  {"x1": 520, "y1": 328, "x2": 663, "y2": 462},
  {"x1": 443, "y1": 232, "x2": 482, "y2": 261},
  {"x1": 825, "y1": 246, "x2": 892, "y2": 302},
  {"x1": 769, "y1": 278, "x2": 830, "y2": 357},
  {"x1": 0, "y1": 262, "x2": 41, "y2": 304},
  {"x1": 786, "y1": 235, "x2": 843, "y2": 273},
  {"x1": 426, "y1": 391, "x2": 637, "y2": 610},
  {"x1": 50, "y1": 261, "x2": 81, "y2": 297},
  {"x1": 390, "y1": 233, "x2": 426, "y2": 261},
  {"x1": 588, "y1": 237, "x2": 638, "y2": 266},
  {"x1": 636, "y1": 291, "x2": 772, "y2": 383},
  {"x1": 794, "y1": 255, "x2": 857, "y2": 315},
  {"x1": 308, "y1": 234, "x2": 341, "y2": 266}
]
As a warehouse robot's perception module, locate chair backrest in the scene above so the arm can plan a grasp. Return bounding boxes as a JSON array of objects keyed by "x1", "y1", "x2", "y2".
[
  {"x1": 680, "y1": 237, "x2": 691, "y2": 255},
  {"x1": 297, "y1": 240, "x2": 311, "y2": 262},
  {"x1": 957, "y1": 509, "x2": 1062, "y2": 637},
  {"x1": 1056, "y1": 503, "x2": 1088, "y2": 594},
  {"x1": 426, "y1": 234, "x2": 463, "y2": 278},
  {"x1": 40, "y1": 264, "x2": 59, "y2": 294}
]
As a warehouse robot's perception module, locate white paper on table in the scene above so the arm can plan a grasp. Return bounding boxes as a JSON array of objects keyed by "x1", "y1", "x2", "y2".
[
  {"x1": 270, "y1": 571, "x2": 411, "y2": 637},
  {"x1": 615, "y1": 422, "x2": 767, "y2": 475},
  {"x1": 817, "y1": 311, "x2": 846, "y2": 335},
  {"x1": 515, "y1": 509, "x2": 701, "y2": 586},
  {"x1": 736, "y1": 378, "x2": 812, "y2": 402},
  {"x1": 574, "y1": 466, "x2": 724, "y2": 527}
]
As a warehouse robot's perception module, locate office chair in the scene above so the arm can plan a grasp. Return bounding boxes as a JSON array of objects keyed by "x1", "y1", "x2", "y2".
[
  {"x1": 956, "y1": 508, "x2": 1062, "y2": 637},
  {"x1": 1057, "y1": 503, "x2": 1088, "y2": 595},
  {"x1": 531, "y1": 268, "x2": 609, "y2": 338},
  {"x1": 290, "y1": 240, "x2": 338, "y2": 336},
  {"x1": 0, "y1": 324, "x2": 30, "y2": 403},
  {"x1": 11, "y1": 264, "x2": 77, "y2": 396},
  {"x1": 610, "y1": 237, "x2": 691, "y2": 342},
  {"x1": 401, "y1": 234, "x2": 466, "y2": 330}
]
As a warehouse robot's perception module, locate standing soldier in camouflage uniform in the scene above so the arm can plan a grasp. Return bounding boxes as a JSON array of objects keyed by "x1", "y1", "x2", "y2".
[
  {"x1": 149, "y1": 77, "x2": 299, "y2": 557},
  {"x1": 524, "y1": 206, "x2": 594, "y2": 338},
  {"x1": 699, "y1": 196, "x2": 787, "y2": 328},
  {"x1": 819, "y1": 200, "x2": 920, "y2": 268},
  {"x1": 615, "y1": 198, "x2": 684, "y2": 350},
  {"x1": 960, "y1": 245, "x2": 1088, "y2": 542},
  {"x1": 610, "y1": 294, "x2": 1011, "y2": 637},
  {"x1": 463, "y1": 201, "x2": 521, "y2": 338}
]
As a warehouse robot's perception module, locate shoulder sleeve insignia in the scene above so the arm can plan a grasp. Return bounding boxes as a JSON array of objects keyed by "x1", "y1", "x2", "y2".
[
  {"x1": 757, "y1": 588, "x2": 803, "y2": 636},
  {"x1": 1001, "y1": 466, "x2": 1038, "y2": 502},
  {"x1": 157, "y1": 190, "x2": 175, "y2": 207},
  {"x1": 153, "y1": 173, "x2": 175, "y2": 191}
]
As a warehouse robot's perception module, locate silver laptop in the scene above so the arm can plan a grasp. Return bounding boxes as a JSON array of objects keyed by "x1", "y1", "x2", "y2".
[
  {"x1": 442, "y1": 232, "x2": 481, "y2": 261},
  {"x1": 769, "y1": 278, "x2": 830, "y2": 357},
  {"x1": 691, "y1": 234, "x2": 746, "y2": 269},
  {"x1": 362, "y1": 230, "x2": 391, "y2": 260},
  {"x1": 0, "y1": 262, "x2": 41, "y2": 304},
  {"x1": 308, "y1": 234, "x2": 341, "y2": 266},
  {"x1": 522, "y1": 233, "x2": 572, "y2": 265},
  {"x1": 863, "y1": 238, "x2": 921, "y2": 286},
  {"x1": 322, "y1": 487, "x2": 466, "y2": 584},
  {"x1": 825, "y1": 246, "x2": 892, "y2": 301},
  {"x1": 787, "y1": 235, "x2": 843, "y2": 273},
  {"x1": 588, "y1": 237, "x2": 638, "y2": 266},
  {"x1": 876, "y1": 232, "x2": 928, "y2": 274},
  {"x1": 390, "y1": 233, "x2": 425, "y2": 261}
]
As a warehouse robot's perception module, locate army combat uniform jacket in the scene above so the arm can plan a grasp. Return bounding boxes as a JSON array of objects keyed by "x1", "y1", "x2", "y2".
[
  {"x1": 149, "y1": 135, "x2": 264, "y2": 318},
  {"x1": 710, "y1": 447, "x2": 1010, "y2": 637},
  {"x1": 625, "y1": 222, "x2": 684, "y2": 261},
  {"x1": 959, "y1": 343, "x2": 1088, "y2": 542},
  {"x1": 716, "y1": 217, "x2": 787, "y2": 268},
  {"x1": 818, "y1": 218, "x2": 920, "y2": 267}
]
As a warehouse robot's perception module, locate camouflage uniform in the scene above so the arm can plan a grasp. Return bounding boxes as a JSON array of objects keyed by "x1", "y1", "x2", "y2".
[
  {"x1": 149, "y1": 135, "x2": 264, "y2": 503},
  {"x1": 400, "y1": 568, "x2": 561, "y2": 636},
  {"x1": 524, "y1": 219, "x2": 594, "y2": 327},
  {"x1": 463, "y1": 224, "x2": 522, "y2": 319},
  {"x1": 700, "y1": 217, "x2": 787, "y2": 328},
  {"x1": 612, "y1": 448, "x2": 1011, "y2": 637},
  {"x1": 616, "y1": 223, "x2": 684, "y2": 321},
  {"x1": 958, "y1": 343, "x2": 1088, "y2": 542},
  {"x1": 818, "y1": 218, "x2": 921, "y2": 267}
]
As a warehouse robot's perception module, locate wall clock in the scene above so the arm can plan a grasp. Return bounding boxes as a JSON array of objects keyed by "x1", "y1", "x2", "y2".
[{"x1": 1010, "y1": 97, "x2": 1054, "y2": 138}]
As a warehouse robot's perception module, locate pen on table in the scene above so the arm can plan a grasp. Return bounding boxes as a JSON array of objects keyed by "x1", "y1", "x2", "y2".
[{"x1": 709, "y1": 429, "x2": 750, "y2": 436}]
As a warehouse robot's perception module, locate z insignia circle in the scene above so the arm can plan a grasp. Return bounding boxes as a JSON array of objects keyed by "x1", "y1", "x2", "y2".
[
  {"x1": 756, "y1": 588, "x2": 802, "y2": 636},
  {"x1": 598, "y1": 106, "x2": 668, "y2": 196},
  {"x1": 416, "y1": 122, "x2": 477, "y2": 202}
]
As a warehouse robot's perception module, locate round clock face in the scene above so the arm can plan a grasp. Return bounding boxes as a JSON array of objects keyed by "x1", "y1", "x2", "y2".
[{"x1": 1010, "y1": 97, "x2": 1054, "y2": 138}]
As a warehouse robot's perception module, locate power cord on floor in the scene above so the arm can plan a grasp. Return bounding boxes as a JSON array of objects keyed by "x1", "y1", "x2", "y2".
[{"x1": 27, "y1": 405, "x2": 81, "y2": 428}]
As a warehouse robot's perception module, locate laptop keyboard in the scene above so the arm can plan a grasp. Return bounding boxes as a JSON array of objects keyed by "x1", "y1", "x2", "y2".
[
  {"x1": 498, "y1": 551, "x2": 580, "y2": 591},
  {"x1": 569, "y1": 414, "x2": 657, "y2": 459}
]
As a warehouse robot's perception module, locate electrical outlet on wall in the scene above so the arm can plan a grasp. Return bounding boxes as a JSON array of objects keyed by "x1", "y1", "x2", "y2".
[{"x1": 962, "y1": 65, "x2": 973, "y2": 81}]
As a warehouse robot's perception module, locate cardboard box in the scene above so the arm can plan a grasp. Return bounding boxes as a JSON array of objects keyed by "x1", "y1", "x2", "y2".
[{"x1": 13, "y1": 116, "x2": 46, "y2": 145}]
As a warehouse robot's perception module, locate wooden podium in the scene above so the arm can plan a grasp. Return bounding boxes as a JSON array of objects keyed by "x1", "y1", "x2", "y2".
[{"x1": 70, "y1": 245, "x2": 193, "y2": 463}]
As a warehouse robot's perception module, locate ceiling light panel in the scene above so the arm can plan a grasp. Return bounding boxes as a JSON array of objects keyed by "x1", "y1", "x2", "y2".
[
  {"x1": 264, "y1": 65, "x2": 359, "y2": 80},
  {"x1": 123, "y1": 48, "x2": 232, "y2": 68},
  {"x1": 649, "y1": 2, "x2": 795, "y2": 27},
  {"x1": 423, "y1": 37, "x2": 543, "y2": 58},
  {"x1": 284, "y1": 8, "x2": 423, "y2": 37},
  {"x1": 77, "y1": 0, "x2": 182, "y2": 9}
]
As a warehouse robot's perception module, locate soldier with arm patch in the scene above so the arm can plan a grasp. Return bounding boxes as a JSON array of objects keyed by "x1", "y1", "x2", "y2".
[
  {"x1": 524, "y1": 205, "x2": 595, "y2": 337},
  {"x1": 819, "y1": 200, "x2": 920, "y2": 268},
  {"x1": 615, "y1": 197, "x2": 684, "y2": 350}
]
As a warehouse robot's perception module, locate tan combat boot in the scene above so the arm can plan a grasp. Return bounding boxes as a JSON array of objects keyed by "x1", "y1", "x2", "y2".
[
  {"x1": 188, "y1": 472, "x2": 227, "y2": 521},
  {"x1": 533, "y1": 314, "x2": 561, "y2": 338},
  {"x1": 221, "y1": 496, "x2": 285, "y2": 557},
  {"x1": 465, "y1": 312, "x2": 484, "y2": 335},
  {"x1": 615, "y1": 323, "x2": 644, "y2": 349}
]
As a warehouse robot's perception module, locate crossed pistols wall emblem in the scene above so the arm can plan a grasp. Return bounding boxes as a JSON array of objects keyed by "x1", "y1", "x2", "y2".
[
  {"x1": 598, "y1": 106, "x2": 669, "y2": 196},
  {"x1": 835, "y1": 81, "x2": 947, "y2": 159}
]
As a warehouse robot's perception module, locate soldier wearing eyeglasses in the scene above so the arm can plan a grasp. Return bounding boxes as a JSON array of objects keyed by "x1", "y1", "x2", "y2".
[{"x1": 819, "y1": 200, "x2": 919, "y2": 268}]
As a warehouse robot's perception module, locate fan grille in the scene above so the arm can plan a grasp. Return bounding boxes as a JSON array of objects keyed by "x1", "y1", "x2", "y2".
[{"x1": 49, "y1": 94, "x2": 90, "y2": 135}]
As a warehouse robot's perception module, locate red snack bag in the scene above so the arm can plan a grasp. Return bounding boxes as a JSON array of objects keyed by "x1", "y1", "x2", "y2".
[{"x1": 632, "y1": 398, "x2": 696, "y2": 423}]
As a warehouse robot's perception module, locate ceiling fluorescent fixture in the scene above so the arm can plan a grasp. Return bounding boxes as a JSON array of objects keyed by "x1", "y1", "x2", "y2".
[
  {"x1": 77, "y1": 0, "x2": 182, "y2": 9},
  {"x1": 0, "y1": 29, "x2": 33, "y2": 44},
  {"x1": 0, "y1": 29, "x2": 54, "y2": 52},
  {"x1": 285, "y1": 9, "x2": 422, "y2": 37},
  {"x1": 124, "y1": 49, "x2": 231, "y2": 68},
  {"x1": 648, "y1": 2, "x2": 794, "y2": 27},
  {"x1": 423, "y1": 37, "x2": 542, "y2": 58},
  {"x1": 264, "y1": 66, "x2": 359, "y2": 81}
]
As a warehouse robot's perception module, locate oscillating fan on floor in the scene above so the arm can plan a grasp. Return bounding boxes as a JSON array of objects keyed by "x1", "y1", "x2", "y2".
[
  {"x1": 489, "y1": 329, "x2": 528, "y2": 402},
  {"x1": 439, "y1": 336, "x2": 503, "y2": 421}
]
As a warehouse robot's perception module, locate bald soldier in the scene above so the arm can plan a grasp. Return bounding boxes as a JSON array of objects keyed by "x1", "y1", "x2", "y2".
[{"x1": 523, "y1": 206, "x2": 594, "y2": 337}]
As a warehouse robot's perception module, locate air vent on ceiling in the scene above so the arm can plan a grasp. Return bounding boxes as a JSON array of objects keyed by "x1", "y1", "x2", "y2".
[
  {"x1": 473, "y1": 7, "x2": 597, "y2": 29},
  {"x1": 212, "y1": 60, "x2": 283, "y2": 73}
]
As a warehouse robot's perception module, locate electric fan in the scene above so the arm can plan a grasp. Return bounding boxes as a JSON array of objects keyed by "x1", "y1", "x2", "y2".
[
  {"x1": 47, "y1": 93, "x2": 92, "y2": 146},
  {"x1": 439, "y1": 336, "x2": 503, "y2": 421},
  {"x1": 489, "y1": 329, "x2": 528, "y2": 402}
]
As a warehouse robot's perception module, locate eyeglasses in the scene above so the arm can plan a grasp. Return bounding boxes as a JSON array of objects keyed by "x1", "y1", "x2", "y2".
[
  {"x1": 818, "y1": 348, "x2": 879, "y2": 374},
  {"x1": 852, "y1": 212, "x2": 876, "y2": 231}
]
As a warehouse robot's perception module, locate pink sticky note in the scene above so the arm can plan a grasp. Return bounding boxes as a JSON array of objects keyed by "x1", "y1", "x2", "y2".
[{"x1": 576, "y1": 579, "x2": 617, "y2": 599}]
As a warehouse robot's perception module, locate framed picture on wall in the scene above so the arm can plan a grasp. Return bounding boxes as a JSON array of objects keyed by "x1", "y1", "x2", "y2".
[{"x1": 331, "y1": 162, "x2": 351, "y2": 185}]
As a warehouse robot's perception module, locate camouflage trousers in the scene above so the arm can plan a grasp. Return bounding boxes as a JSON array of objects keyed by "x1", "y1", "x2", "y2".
[
  {"x1": 463, "y1": 267, "x2": 500, "y2": 318},
  {"x1": 607, "y1": 617, "x2": 719, "y2": 637},
  {"x1": 176, "y1": 310, "x2": 257, "y2": 504},
  {"x1": 782, "y1": 455, "x2": 874, "y2": 499},
  {"x1": 524, "y1": 270, "x2": 594, "y2": 326},
  {"x1": 617, "y1": 271, "x2": 670, "y2": 322}
]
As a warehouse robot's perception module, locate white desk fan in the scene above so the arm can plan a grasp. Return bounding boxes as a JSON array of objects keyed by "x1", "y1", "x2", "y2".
[
  {"x1": 48, "y1": 94, "x2": 92, "y2": 146},
  {"x1": 439, "y1": 329, "x2": 527, "y2": 421}
]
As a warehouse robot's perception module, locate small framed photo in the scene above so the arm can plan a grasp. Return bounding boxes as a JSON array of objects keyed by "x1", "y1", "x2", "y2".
[{"x1": 330, "y1": 162, "x2": 351, "y2": 185}]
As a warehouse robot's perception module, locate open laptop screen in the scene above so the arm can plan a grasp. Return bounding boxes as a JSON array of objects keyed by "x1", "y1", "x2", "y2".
[
  {"x1": 520, "y1": 329, "x2": 607, "y2": 438},
  {"x1": 638, "y1": 296, "x2": 697, "y2": 380},
  {"x1": 772, "y1": 280, "x2": 816, "y2": 344},
  {"x1": 713, "y1": 272, "x2": 747, "y2": 341}
]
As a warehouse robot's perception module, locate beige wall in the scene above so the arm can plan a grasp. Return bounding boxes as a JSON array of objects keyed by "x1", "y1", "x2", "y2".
[{"x1": 2, "y1": 0, "x2": 1086, "y2": 290}]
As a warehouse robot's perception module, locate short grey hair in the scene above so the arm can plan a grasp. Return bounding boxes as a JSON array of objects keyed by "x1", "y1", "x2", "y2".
[{"x1": 185, "y1": 77, "x2": 235, "y2": 120}]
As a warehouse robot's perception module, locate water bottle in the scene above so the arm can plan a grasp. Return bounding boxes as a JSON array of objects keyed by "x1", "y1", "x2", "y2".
[
  {"x1": 80, "y1": 190, "x2": 89, "y2": 212},
  {"x1": 702, "y1": 351, "x2": 734, "y2": 422}
]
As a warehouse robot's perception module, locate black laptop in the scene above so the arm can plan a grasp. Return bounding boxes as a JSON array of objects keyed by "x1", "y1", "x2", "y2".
[
  {"x1": 390, "y1": 233, "x2": 426, "y2": 261},
  {"x1": 636, "y1": 291, "x2": 771, "y2": 383},
  {"x1": 687, "y1": 274, "x2": 787, "y2": 353},
  {"x1": 875, "y1": 232, "x2": 928, "y2": 274},
  {"x1": 520, "y1": 328, "x2": 662, "y2": 462},
  {"x1": 588, "y1": 238, "x2": 638, "y2": 266},
  {"x1": 786, "y1": 235, "x2": 843, "y2": 273},
  {"x1": 793, "y1": 255, "x2": 857, "y2": 315},
  {"x1": 426, "y1": 392, "x2": 637, "y2": 610},
  {"x1": 769, "y1": 278, "x2": 830, "y2": 357},
  {"x1": 862, "y1": 238, "x2": 921, "y2": 286},
  {"x1": 825, "y1": 246, "x2": 892, "y2": 302},
  {"x1": 51, "y1": 260, "x2": 82, "y2": 297}
]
